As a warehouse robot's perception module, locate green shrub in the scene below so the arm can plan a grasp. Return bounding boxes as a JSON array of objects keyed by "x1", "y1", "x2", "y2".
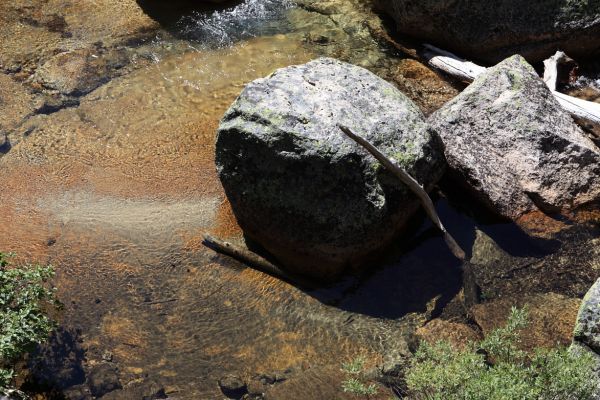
[
  {"x1": 405, "y1": 307, "x2": 597, "y2": 400},
  {"x1": 341, "y1": 356, "x2": 378, "y2": 397},
  {"x1": 0, "y1": 252, "x2": 58, "y2": 395}
]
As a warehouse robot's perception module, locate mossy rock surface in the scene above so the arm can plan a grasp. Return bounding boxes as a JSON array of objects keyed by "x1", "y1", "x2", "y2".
[{"x1": 216, "y1": 57, "x2": 444, "y2": 280}]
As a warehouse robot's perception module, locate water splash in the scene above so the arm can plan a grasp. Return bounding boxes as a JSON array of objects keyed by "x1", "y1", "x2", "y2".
[{"x1": 177, "y1": 0, "x2": 295, "y2": 48}]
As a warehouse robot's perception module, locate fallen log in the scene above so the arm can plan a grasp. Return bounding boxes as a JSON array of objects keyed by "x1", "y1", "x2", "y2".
[
  {"x1": 339, "y1": 125, "x2": 466, "y2": 261},
  {"x1": 422, "y1": 44, "x2": 600, "y2": 126},
  {"x1": 542, "y1": 51, "x2": 572, "y2": 92},
  {"x1": 202, "y1": 233, "x2": 316, "y2": 289},
  {"x1": 422, "y1": 44, "x2": 485, "y2": 82}
]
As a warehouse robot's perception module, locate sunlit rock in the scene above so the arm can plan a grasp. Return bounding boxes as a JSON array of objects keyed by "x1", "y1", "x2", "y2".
[
  {"x1": 430, "y1": 55, "x2": 600, "y2": 220},
  {"x1": 216, "y1": 58, "x2": 444, "y2": 280}
]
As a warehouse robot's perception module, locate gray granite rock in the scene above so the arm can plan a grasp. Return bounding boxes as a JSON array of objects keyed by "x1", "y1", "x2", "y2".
[
  {"x1": 429, "y1": 55, "x2": 600, "y2": 220},
  {"x1": 216, "y1": 57, "x2": 444, "y2": 280},
  {"x1": 575, "y1": 278, "x2": 600, "y2": 354},
  {"x1": 375, "y1": 0, "x2": 600, "y2": 63}
]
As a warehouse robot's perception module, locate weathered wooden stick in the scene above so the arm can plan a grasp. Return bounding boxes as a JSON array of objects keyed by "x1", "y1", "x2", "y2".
[
  {"x1": 202, "y1": 233, "x2": 316, "y2": 289},
  {"x1": 422, "y1": 45, "x2": 600, "y2": 126},
  {"x1": 422, "y1": 44, "x2": 486, "y2": 82},
  {"x1": 339, "y1": 125, "x2": 466, "y2": 261},
  {"x1": 553, "y1": 92, "x2": 600, "y2": 126}
]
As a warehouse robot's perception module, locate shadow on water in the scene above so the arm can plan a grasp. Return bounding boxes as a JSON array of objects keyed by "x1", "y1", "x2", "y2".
[
  {"x1": 23, "y1": 328, "x2": 86, "y2": 396},
  {"x1": 307, "y1": 184, "x2": 561, "y2": 320}
]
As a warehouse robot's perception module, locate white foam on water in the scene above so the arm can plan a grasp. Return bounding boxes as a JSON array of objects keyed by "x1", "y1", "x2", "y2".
[{"x1": 178, "y1": 0, "x2": 295, "y2": 48}]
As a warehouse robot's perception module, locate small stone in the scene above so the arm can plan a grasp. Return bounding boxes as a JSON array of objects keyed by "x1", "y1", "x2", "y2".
[
  {"x1": 102, "y1": 350, "x2": 113, "y2": 362},
  {"x1": 218, "y1": 375, "x2": 247, "y2": 399}
]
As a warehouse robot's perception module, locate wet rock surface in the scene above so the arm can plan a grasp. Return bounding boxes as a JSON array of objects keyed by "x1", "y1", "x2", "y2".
[
  {"x1": 375, "y1": 0, "x2": 600, "y2": 63},
  {"x1": 216, "y1": 57, "x2": 444, "y2": 280},
  {"x1": 33, "y1": 47, "x2": 129, "y2": 97},
  {"x1": 430, "y1": 55, "x2": 600, "y2": 220},
  {"x1": 466, "y1": 226, "x2": 600, "y2": 301},
  {"x1": 0, "y1": 0, "x2": 158, "y2": 75}
]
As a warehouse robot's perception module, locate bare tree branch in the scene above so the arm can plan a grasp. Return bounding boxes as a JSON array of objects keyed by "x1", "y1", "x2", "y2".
[
  {"x1": 338, "y1": 125, "x2": 466, "y2": 261},
  {"x1": 202, "y1": 233, "x2": 316, "y2": 289}
]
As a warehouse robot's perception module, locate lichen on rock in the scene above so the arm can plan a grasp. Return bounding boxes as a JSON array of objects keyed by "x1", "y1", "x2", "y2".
[{"x1": 216, "y1": 57, "x2": 445, "y2": 280}]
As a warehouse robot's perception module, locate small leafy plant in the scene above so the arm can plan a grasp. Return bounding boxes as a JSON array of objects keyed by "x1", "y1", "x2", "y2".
[
  {"x1": 341, "y1": 356, "x2": 378, "y2": 397},
  {"x1": 405, "y1": 307, "x2": 597, "y2": 400},
  {"x1": 0, "y1": 252, "x2": 58, "y2": 396}
]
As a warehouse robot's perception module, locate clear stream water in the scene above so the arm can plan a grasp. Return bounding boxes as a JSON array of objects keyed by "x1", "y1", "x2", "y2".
[{"x1": 0, "y1": 0, "x2": 599, "y2": 398}]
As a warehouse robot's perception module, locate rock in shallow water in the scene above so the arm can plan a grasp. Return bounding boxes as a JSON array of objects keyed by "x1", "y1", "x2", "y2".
[
  {"x1": 216, "y1": 57, "x2": 444, "y2": 280},
  {"x1": 375, "y1": 0, "x2": 600, "y2": 63},
  {"x1": 430, "y1": 55, "x2": 600, "y2": 220}
]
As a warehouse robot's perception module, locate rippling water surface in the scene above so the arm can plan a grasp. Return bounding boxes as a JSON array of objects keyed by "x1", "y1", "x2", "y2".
[
  {"x1": 0, "y1": 1, "x2": 425, "y2": 397},
  {"x1": 1, "y1": 0, "x2": 598, "y2": 398}
]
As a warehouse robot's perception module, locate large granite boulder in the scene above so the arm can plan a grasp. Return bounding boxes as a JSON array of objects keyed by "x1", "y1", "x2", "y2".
[
  {"x1": 375, "y1": 0, "x2": 600, "y2": 63},
  {"x1": 429, "y1": 55, "x2": 600, "y2": 220},
  {"x1": 216, "y1": 58, "x2": 444, "y2": 280}
]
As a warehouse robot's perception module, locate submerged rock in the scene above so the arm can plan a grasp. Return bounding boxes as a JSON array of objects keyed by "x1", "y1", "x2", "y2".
[
  {"x1": 471, "y1": 293, "x2": 580, "y2": 351},
  {"x1": 33, "y1": 48, "x2": 128, "y2": 96},
  {"x1": 218, "y1": 375, "x2": 247, "y2": 399},
  {"x1": 87, "y1": 363, "x2": 122, "y2": 398},
  {"x1": 430, "y1": 55, "x2": 600, "y2": 220},
  {"x1": 216, "y1": 57, "x2": 444, "y2": 280},
  {"x1": 375, "y1": 0, "x2": 600, "y2": 63}
]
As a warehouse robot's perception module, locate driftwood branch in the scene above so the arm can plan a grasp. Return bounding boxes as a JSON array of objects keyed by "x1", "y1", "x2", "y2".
[
  {"x1": 339, "y1": 125, "x2": 466, "y2": 261},
  {"x1": 422, "y1": 44, "x2": 486, "y2": 82},
  {"x1": 422, "y1": 45, "x2": 600, "y2": 126},
  {"x1": 202, "y1": 233, "x2": 316, "y2": 289},
  {"x1": 543, "y1": 51, "x2": 570, "y2": 91}
]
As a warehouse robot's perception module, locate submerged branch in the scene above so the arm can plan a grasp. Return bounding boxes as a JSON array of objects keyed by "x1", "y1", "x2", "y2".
[
  {"x1": 338, "y1": 125, "x2": 466, "y2": 261},
  {"x1": 202, "y1": 233, "x2": 316, "y2": 289}
]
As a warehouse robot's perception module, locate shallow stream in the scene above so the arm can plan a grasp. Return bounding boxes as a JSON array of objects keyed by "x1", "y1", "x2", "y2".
[{"x1": 0, "y1": 0, "x2": 599, "y2": 398}]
